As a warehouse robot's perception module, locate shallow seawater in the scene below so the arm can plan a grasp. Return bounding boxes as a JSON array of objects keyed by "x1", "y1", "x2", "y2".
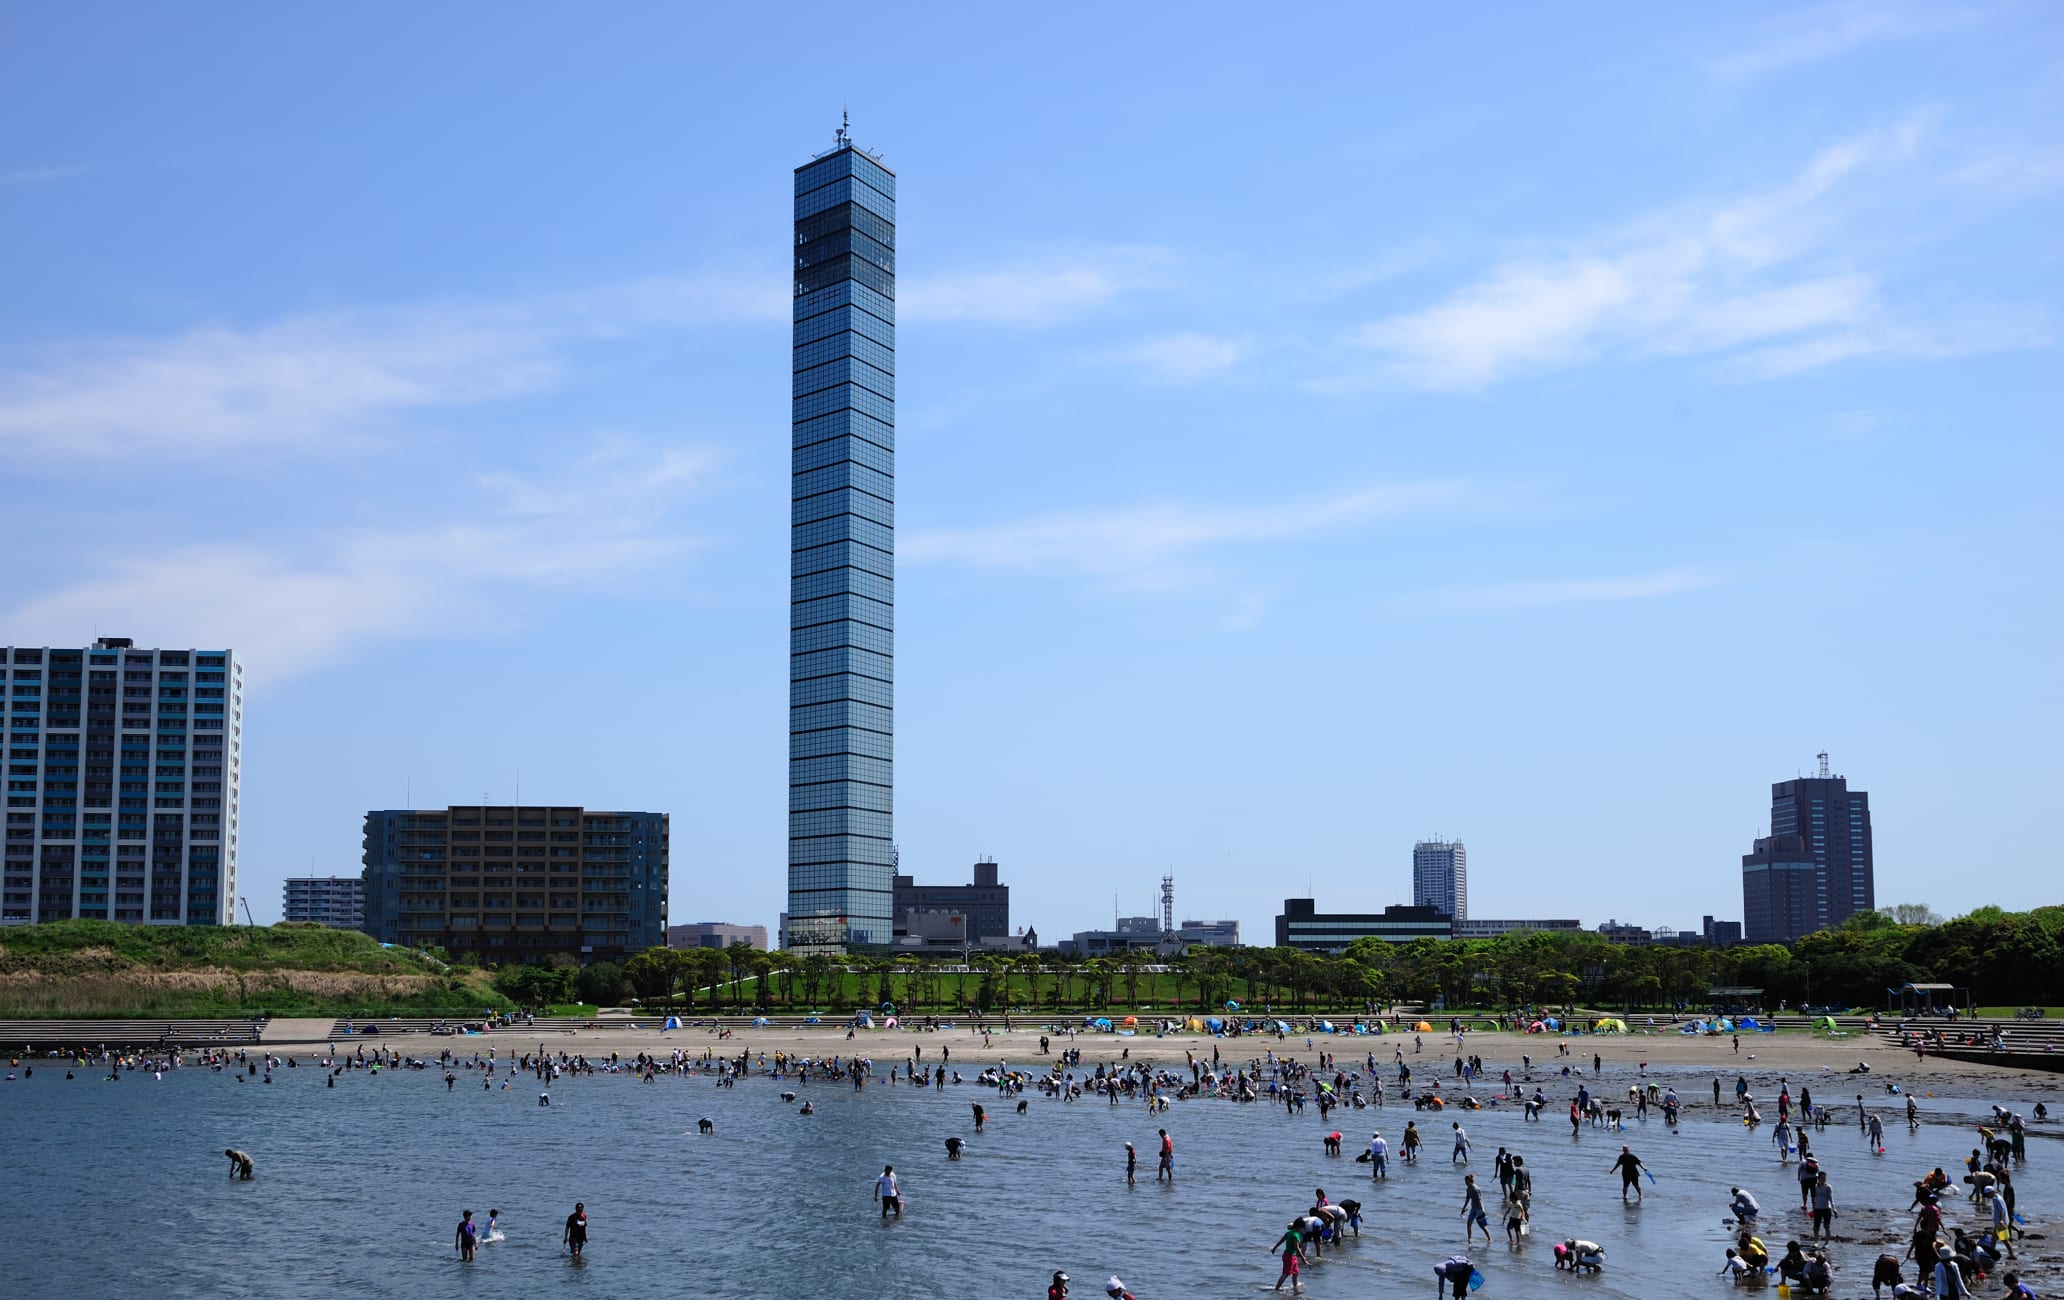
[{"x1": 3, "y1": 1044, "x2": 2061, "y2": 1299}]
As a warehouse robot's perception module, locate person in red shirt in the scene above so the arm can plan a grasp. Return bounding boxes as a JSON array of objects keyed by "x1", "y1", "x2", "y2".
[
  {"x1": 1048, "y1": 1270, "x2": 1069, "y2": 1299},
  {"x1": 1157, "y1": 1129, "x2": 1174, "y2": 1182}
]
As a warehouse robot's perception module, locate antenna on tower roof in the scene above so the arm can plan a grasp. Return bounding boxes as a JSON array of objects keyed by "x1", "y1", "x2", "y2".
[
  {"x1": 1817, "y1": 750, "x2": 1830, "y2": 779},
  {"x1": 836, "y1": 108, "x2": 849, "y2": 148}
]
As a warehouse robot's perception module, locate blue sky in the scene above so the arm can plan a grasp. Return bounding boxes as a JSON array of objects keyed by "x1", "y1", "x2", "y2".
[{"x1": 2, "y1": 4, "x2": 2058, "y2": 936}]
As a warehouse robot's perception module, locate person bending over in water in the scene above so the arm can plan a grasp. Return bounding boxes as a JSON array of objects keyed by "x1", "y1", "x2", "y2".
[
  {"x1": 1729, "y1": 1187, "x2": 1760, "y2": 1223},
  {"x1": 223, "y1": 1149, "x2": 254, "y2": 1180}
]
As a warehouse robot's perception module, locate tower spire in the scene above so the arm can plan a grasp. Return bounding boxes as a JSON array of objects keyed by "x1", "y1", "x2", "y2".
[{"x1": 836, "y1": 108, "x2": 849, "y2": 148}]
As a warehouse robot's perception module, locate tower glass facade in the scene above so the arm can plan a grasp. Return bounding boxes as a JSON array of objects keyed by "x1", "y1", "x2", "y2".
[{"x1": 788, "y1": 134, "x2": 896, "y2": 950}]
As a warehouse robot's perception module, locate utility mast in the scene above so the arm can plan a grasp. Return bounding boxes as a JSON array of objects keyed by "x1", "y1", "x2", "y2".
[{"x1": 1161, "y1": 875, "x2": 1175, "y2": 937}]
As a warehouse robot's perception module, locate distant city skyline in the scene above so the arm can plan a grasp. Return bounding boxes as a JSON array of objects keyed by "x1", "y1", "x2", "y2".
[{"x1": 1, "y1": 8, "x2": 2056, "y2": 943}]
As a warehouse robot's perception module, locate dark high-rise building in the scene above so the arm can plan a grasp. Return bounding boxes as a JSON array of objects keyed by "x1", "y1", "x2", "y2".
[
  {"x1": 1768, "y1": 756, "x2": 1874, "y2": 928},
  {"x1": 1742, "y1": 833, "x2": 1821, "y2": 944},
  {"x1": 361, "y1": 805, "x2": 667, "y2": 962},
  {"x1": 893, "y1": 858, "x2": 1010, "y2": 944},
  {"x1": 787, "y1": 119, "x2": 896, "y2": 952}
]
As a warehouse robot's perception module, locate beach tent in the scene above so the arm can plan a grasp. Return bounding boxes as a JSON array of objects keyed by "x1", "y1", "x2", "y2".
[
  {"x1": 1593, "y1": 1018, "x2": 1627, "y2": 1034},
  {"x1": 1121, "y1": 1016, "x2": 1139, "y2": 1027},
  {"x1": 1815, "y1": 1016, "x2": 1839, "y2": 1033},
  {"x1": 1319, "y1": 1020, "x2": 1335, "y2": 1033},
  {"x1": 1092, "y1": 1017, "x2": 1113, "y2": 1030},
  {"x1": 1276, "y1": 1020, "x2": 1294, "y2": 1033},
  {"x1": 1541, "y1": 1017, "x2": 1560, "y2": 1031},
  {"x1": 1415, "y1": 1021, "x2": 1435, "y2": 1032},
  {"x1": 1527, "y1": 1020, "x2": 1546, "y2": 1033},
  {"x1": 663, "y1": 1016, "x2": 681, "y2": 1030},
  {"x1": 1204, "y1": 1016, "x2": 1225, "y2": 1033},
  {"x1": 855, "y1": 1012, "x2": 875, "y2": 1029},
  {"x1": 1185, "y1": 1018, "x2": 1204, "y2": 1032},
  {"x1": 883, "y1": 1016, "x2": 899, "y2": 1028},
  {"x1": 752, "y1": 1016, "x2": 770, "y2": 1027}
]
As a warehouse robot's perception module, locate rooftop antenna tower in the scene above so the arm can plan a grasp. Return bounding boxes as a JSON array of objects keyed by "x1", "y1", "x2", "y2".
[
  {"x1": 836, "y1": 108, "x2": 849, "y2": 148},
  {"x1": 1817, "y1": 751, "x2": 1830, "y2": 779},
  {"x1": 1161, "y1": 874, "x2": 1175, "y2": 936}
]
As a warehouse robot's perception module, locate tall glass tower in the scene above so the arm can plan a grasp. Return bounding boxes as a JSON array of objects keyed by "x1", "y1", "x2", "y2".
[{"x1": 787, "y1": 123, "x2": 896, "y2": 951}]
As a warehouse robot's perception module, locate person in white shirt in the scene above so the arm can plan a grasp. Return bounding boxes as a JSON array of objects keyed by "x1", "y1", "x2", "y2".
[
  {"x1": 875, "y1": 1164, "x2": 902, "y2": 1219},
  {"x1": 1368, "y1": 1132, "x2": 1389, "y2": 1180}
]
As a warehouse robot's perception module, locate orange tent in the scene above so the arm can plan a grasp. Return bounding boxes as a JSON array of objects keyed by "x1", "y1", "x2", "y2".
[{"x1": 1414, "y1": 1021, "x2": 1434, "y2": 1032}]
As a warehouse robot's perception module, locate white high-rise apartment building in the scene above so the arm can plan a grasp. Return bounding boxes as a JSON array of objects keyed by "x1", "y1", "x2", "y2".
[
  {"x1": 283, "y1": 876, "x2": 363, "y2": 930},
  {"x1": 2, "y1": 638, "x2": 241, "y2": 925},
  {"x1": 1412, "y1": 838, "x2": 1467, "y2": 922}
]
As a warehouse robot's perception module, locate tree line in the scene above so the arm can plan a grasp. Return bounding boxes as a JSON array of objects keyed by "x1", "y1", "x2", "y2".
[{"x1": 487, "y1": 904, "x2": 2064, "y2": 1014}]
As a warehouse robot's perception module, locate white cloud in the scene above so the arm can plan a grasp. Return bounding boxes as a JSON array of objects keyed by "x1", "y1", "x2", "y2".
[
  {"x1": 0, "y1": 164, "x2": 90, "y2": 188},
  {"x1": 0, "y1": 441, "x2": 712, "y2": 679},
  {"x1": 478, "y1": 438, "x2": 720, "y2": 517},
  {"x1": 900, "y1": 248, "x2": 1169, "y2": 325},
  {"x1": 0, "y1": 271, "x2": 784, "y2": 458},
  {"x1": 1115, "y1": 332, "x2": 1247, "y2": 382},
  {"x1": 1708, "y1": 3, "x2": 1973, "y2": 84},
  {"x1": 906, "y1": 481, "x2": 1510, "y2": 582},
  {"x1": 1412, "y1": 569, "x2": 1717, "y2": 612},
  {"x1": 1345, "y1": 120, "x2": 2044, "y2": 388}
]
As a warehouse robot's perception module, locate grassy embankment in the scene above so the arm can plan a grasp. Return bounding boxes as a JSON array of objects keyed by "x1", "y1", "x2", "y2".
[{"x1": 0, "y1": 921, "x2": 512, "y2": 1019}]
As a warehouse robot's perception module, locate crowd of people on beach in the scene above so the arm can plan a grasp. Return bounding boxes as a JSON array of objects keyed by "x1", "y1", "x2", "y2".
[{"x1": 7, "y1": 1022, "x2": 2053, "y2": 1294}]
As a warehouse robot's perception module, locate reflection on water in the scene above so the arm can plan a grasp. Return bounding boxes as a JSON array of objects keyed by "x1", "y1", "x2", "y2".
[{"x1": 2, "y1": 1050, "x2": 2058, "y2": 1299}]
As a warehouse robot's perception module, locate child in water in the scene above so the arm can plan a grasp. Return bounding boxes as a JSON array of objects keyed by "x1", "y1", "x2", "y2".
[{"x1": 485, "y1": 1209, "x2": 502, "y2": 1243}]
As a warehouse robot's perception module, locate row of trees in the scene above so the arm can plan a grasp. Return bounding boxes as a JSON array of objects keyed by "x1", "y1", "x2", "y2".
[{"x1": 489, "y1": 905, "x2": 2064, "y2": 1015}]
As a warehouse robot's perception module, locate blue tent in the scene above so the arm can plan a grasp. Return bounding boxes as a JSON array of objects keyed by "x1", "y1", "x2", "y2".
[{"x1": 1204, "y1": 1016, "x2": 1225, "y2": 1033}]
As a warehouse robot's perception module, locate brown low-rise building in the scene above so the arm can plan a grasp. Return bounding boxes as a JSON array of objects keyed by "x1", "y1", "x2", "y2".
[{"x1": 361, "y1": 805, "x2": 667, "y2": 963}]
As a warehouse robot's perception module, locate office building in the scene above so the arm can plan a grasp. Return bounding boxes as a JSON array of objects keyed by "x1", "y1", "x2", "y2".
[
  {"x1": 1766, "y1": 754, "x2": 1875, "y2": 930},
  {"x1": 1275, "y1": 898, "x2": 1453, "y2": 951},
  {"x1": 1742, "y1": 833, "x2": 1821, "y2": 944},
  {"x1": 788, "y1": 119, "x2": 897, "y2": 952},
  {"x1": 1062, "y1": 915, "x2": 1166, "y2": 956},
  {"x1": 283, "y1": 876, "x2": 363, "y2": 929},
  {"x1": 1596, "y1": 918, "x2": 1653, "y2": 945},
  {"x1": 2, "y1": 639, "x2": 241, "y2": 925},
  {"x1": 1702, "y1": 915, "x2": 1744, "y2": 946},
  {"x1": 361, "y1": 805, "x2": 667, "y2": 962},
  {"x1": 1412, "y1": 838, "x2": 1467, "y2": 921},
  {"x1": 668, "y1": 921, "x2": 769, "y2": 951},
  {"x1": 893, "y1": 858, "x2": 1009, "y2": 944},
  {"x1": 1454, "y1": 918, "x2": 1583, "y2": 938},
  {"x1": 1177, "y1": 919, "x2": 1242, "y2": 947}
]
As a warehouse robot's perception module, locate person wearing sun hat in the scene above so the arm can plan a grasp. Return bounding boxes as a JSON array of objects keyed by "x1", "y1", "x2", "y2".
[
  {"x1": 1106, "y1": 1277, "x2": 1137, "y2": 1299},
  {"x1": 1048, "y1": 1270, "x2": 1069, "y2": 1299}
]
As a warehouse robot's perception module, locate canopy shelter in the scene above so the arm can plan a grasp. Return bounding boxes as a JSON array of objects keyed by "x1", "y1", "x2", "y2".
[
  {"x1": 1705, "y1": 986, "x2": 1765, "y2": 1012},
  {"x1": 1888, "y1": 983, "x2": 1972, "y2": 1016}
]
